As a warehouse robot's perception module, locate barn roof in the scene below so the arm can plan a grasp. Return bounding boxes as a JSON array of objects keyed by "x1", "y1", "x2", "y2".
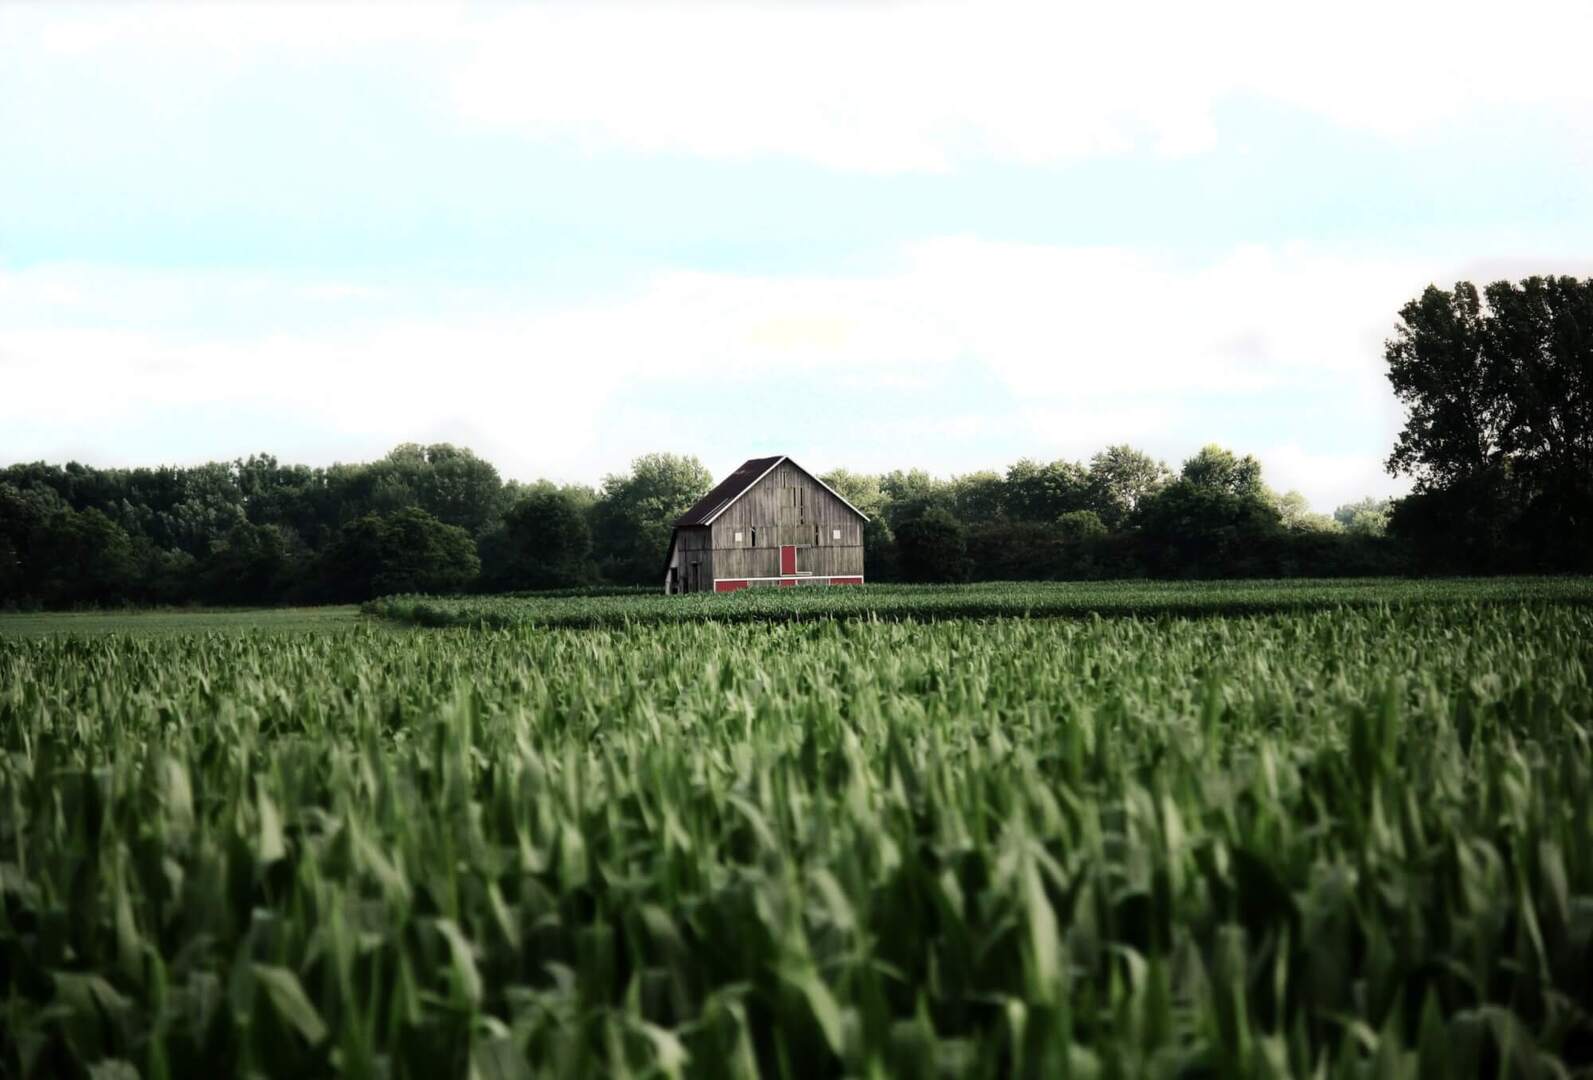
[
  {"x1": 674, "y1": 456, "x2": 784, "y2": 527},
  {"x1": 673, "y1": 455, "x2": 868, "y2": 528}
]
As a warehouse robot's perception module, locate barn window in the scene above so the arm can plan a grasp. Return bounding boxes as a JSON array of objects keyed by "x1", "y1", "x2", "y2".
[
  {"x1": 734, "y1": 530, "x2": 744, "y2": 543},
  {"x1": 814, "y1": 523, "x2": 820, "y2": 546},
  {"x1": 832, "y1": 528, "x2": 842, "y2": 540},
  {"x1": 750, "y1": 527, "x2": 757, "y2": 546}
]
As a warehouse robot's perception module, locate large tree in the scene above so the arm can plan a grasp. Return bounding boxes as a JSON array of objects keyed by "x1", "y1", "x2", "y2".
[
  {"x1": 1179, "y1": 444, "x2": 1265, "y2": 498},
  {"x1": 1003, "y1": 458, "x2": 1091, "y2": 522},
  {"x1": 895, "y1": 508, "x2": 970, "y2": 583},
  {"x1": 1333, "y1": 497, "x2": 1392, "y2": 537},
  {"x1": 37, "y1": 507, "x2": 140, "y2": 605},
  {"x1": 364, "y1": 443, "x2": 507, "y2": 536},
  {"x1": 0, "y1": 482, "x2": 64, "y2": 604},
  {"x1": 949, "y1": 471, "x2": 1007, "y2": 525},
  {"x1": 1385, "y1": 282, "x2": 1504, "y2": 489},
  {"x1": 1133, "y1": 445, "x2": 1282, "y2": 577},
  {"x1": 590, "y1": 453, "x2": 712, "y2": 585},
  {"x1": 877, "y1": 469, "x2": 953, "y2": 530},
  {"x1": 319, "y1": 507, "x2": 480, "y2": 601},
  {"x1": 197, "y1": 523, "x2": 302, "y2": 605},
  {"x1": 1387, "y1": 277, "x2": 1593, "y2": 487},
  {"x1": 1482, "y1": 277, "x2": 1593, "y2": 490},
  {"x1": 1385, "y1": 276, "x2": 1593, "y2": 570},
  {"x1": 818, "y1": 469, "x2": 887, "y2": 520},
  {"x1": 1087, "y1": 445, "x2": 1170, "y2": 528},
  {"x1": 482, "y1": 487, "x2": 597, "y2": 591}
]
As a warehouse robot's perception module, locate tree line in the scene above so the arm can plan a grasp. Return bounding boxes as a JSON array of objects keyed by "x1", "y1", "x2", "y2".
[
  {"x1": 0, "y1": 440, "x2": 1388, "y2": 608},
  {"x1": 2, "y1": 274, "x2": 1586, "y2": 608}
]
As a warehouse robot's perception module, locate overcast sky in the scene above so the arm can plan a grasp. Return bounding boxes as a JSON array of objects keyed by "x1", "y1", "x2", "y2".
[{"x1": 4, "y1": 2, "x2": 1592, "y2": 510}]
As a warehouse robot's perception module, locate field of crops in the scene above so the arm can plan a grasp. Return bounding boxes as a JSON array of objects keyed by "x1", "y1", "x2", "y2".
[
  {"x1": 4, "y1": 590, "x2": 1593, "y2": 1076},
  {"x1": 369, "y1": 576, "x2": 1593, "y2": 630}
]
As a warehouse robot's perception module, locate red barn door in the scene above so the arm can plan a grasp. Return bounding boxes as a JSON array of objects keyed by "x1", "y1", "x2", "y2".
[{"x1": 780, "y1": 545, "x2": 797, "y2": 575}]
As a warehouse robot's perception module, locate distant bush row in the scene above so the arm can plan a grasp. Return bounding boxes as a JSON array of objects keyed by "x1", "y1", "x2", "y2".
[{"x1": 367, "y1": 577, "x2": 1593, "y2": 632}]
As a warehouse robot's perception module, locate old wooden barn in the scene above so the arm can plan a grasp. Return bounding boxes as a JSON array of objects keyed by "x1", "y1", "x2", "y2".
[{"x1": 664, "y1": 456, "x2": 868, "y2": 593}]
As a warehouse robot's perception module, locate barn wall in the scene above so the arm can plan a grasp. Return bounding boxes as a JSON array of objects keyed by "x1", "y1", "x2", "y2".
[
  {"x1": 665, "y1": 526, "x2": 714, "y2": 592},
  {"x1": 705, "y1": 461, "x2": 864, "y2": 581}
]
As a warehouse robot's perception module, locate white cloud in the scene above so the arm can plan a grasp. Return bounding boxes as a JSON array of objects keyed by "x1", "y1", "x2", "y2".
[
  {"x1": 897, "y1": 239, "x2": 1434, "y2": 401},
  {"x1": 8, "y1": 1, "x2": 1592, "y2": 173},
  {"x1": 448, "y1": 0, "x2": 1593, "y2": 172},
  {"x1": 8, "y1": 241, "x2": 1565, "y2": 507},
  {"x1": 1259, "y1": 444, "x2": 1409, "y2": 513},
  {"x1": 1016, "y1": 405, "x2": 1178, "y2": 450},
  {"x1": 5, "y1": 3, "x2": 1588, "y2": 515}
]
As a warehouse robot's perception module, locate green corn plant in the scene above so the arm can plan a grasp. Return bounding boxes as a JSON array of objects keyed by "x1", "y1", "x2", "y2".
[{"x1": 0, "y1": 589, "x2": 1590, "y2": 1075}]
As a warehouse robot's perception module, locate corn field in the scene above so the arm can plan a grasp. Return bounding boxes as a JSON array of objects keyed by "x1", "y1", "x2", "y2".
[
  {"x1": 3, "y1": 596, "x2": 1593, "y2": 1076},
  {"x1": 369, "y1": 577, "x2": 1593, "y2": 631}
]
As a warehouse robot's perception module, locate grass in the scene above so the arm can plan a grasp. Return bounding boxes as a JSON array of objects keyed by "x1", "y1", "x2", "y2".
[
  {"x1": 0, "y1": 606, "x2": 365, "y2": 638},
  {"x1": 3, "y1": 585, "x2": 1592, "y2": 1076}
]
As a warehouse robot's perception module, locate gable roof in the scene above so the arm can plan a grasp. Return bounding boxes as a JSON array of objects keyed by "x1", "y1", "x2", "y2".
[
  {"x1": 673, "y1": 456, "x2": 784, "y2": 527},
  {"x1": 673, "y1": 455, "x2": 869, "y2": 528}
]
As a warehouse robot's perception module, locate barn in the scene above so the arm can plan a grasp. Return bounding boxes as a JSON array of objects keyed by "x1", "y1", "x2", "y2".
[{"x1": 663, "y1": 456, "x2": 868, "y2": 593}]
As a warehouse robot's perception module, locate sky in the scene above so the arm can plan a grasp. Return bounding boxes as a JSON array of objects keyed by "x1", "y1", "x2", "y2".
[{"x1": 4, "y1": 2, "x2": 1593, "y2": 512}]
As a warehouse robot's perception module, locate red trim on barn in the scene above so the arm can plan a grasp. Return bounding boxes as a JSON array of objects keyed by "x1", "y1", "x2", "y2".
[{"x1": 710, "y1": 575, "x2": 866, "y2": 590}]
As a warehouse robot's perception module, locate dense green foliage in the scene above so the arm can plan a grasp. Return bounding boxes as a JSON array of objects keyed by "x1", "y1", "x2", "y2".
[
  {"x1": 3, "y1": 596, "x2": 1592, "y2": 1076},
  {"x1": 368, "y1": 577, "x2": 1593, "y2": 632},
  {"x1": 481, "y1": 492, "x2": 600, "y2": 593},
  {"x1": 0, "y1": 440, "x2": 1403, "y2": 610},
  {"x1": 318, "y1": 508, "x2": 481, "y2": 602},
  {"x1": 1385, "y1": 276, "x2": 1593, "y2": 573},
  {"x1": 0, "y1": 444, "x2": 618, "y2": 608},
  {"x1": 894, "y1": 510, "x2": 971, "y2": 584},
  {"x1": 590, "y1": 455, "x2": 716, "y2": 587},
  {"x1": 822, "y1": 446, "x2": 1404, "y2": 585}
]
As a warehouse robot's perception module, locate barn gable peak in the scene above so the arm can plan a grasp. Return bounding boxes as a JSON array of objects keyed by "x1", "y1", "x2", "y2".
[{"x1": 673, "y1": 456, "x2": 869, "y2": 529}]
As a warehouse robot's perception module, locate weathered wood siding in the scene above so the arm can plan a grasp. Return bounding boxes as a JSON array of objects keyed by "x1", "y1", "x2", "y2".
[
  {"x1": 707, "y1": 461, "x2": 864, "y2": 580},
  {"x1": 665, "y1": 526, "x2": 714, "y2": 592}
]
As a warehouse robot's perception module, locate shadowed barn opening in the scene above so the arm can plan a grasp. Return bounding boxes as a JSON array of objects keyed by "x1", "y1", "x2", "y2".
[{"x1": 663, "y1": 456, "x2": 868, "y2": 593}]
